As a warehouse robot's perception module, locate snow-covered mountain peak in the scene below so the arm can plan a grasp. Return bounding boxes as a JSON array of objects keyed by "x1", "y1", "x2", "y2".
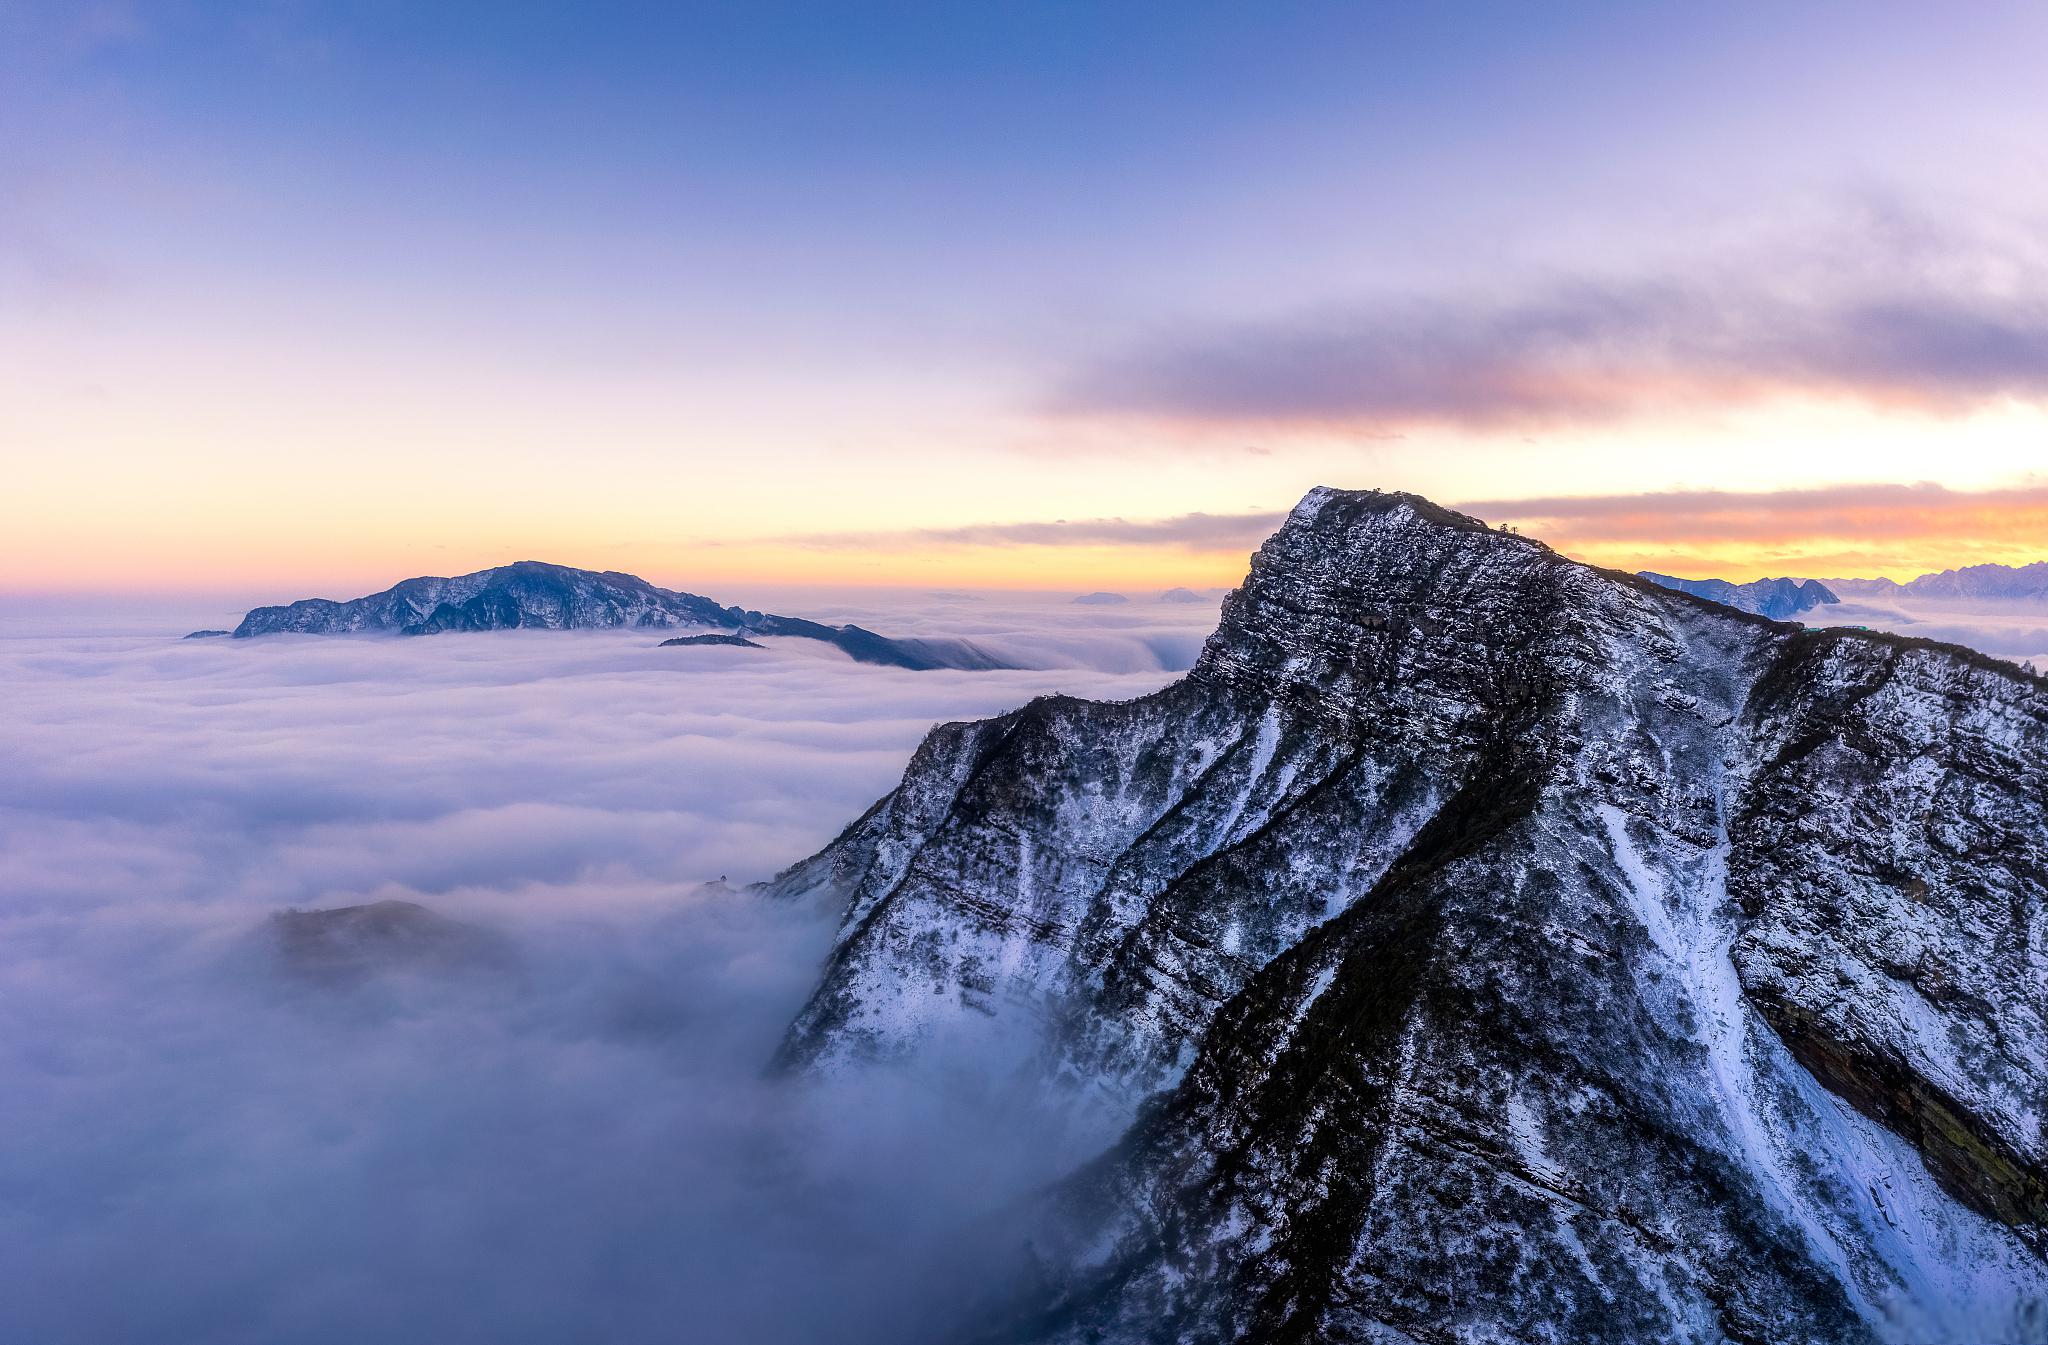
[{"x1": 767, "y1": 485, "x2": 2048, "y2": 1344}]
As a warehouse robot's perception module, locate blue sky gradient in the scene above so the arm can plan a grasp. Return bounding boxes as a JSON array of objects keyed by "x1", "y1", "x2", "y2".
[{"x1": 5, "y1": 1, "x2": 2047, "y2": 588}]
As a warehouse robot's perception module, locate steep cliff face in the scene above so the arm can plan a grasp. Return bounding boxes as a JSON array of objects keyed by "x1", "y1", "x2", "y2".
[
  {"x1": 772, "y1": 488, "x2": 2048, "y2": 1343},
  {"x1": 773, "y1": 491, "x2": 1545, "y2": 1108},
  {"x1": 1733, "y1": 632, "x2": 2048, "y2": 1235}
]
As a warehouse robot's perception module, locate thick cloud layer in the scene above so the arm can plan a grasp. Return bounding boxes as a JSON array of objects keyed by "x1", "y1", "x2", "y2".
[{"x1": 0, "y1": 606, "x2": 1191, "y2": 1345}]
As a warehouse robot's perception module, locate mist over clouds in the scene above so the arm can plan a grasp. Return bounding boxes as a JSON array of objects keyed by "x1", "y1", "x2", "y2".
[
  {"x1": 0, "y1": 606, "x2": 1194, "y2": 1345},
  {"x1": 1818, "y1": 595, "x2": 2048, "y2": 673}
]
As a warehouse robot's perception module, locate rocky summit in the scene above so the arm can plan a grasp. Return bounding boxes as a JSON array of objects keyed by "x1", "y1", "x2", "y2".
[{"x1": 769, "y1": 487, "x2": 2048, "y2": 1344}]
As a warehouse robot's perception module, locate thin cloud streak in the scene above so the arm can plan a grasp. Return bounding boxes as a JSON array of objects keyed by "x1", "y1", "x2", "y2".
[
  {"x1": 765, "y1": 481, "x2": 2048, "y2": 579},
  {"x1": 774, "y1": 510, "x2": 1287, "y2": 554}
]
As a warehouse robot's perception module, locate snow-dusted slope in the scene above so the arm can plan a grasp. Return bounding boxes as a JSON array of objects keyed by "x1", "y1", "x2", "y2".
[{"x1": 771, "y1": 488, "x2": 2048, "y2": 1343}]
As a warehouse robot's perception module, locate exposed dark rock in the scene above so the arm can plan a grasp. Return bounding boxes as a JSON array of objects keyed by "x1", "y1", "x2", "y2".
[
  {"x1": 182, "y1": 629, "x2": 230, "y2": 639},
  {"x1": 659, "y1": 633, "x2": 765, "y2": 649}
]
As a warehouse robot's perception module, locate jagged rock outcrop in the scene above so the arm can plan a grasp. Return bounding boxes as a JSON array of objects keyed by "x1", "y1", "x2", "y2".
[
  {"x1": 771, "y1": 488, "x2": 2048, "y2": 1344},
  {"x1": 223, "y1": 560, "x2": 1008, "y2": 670},
  {"x1": 1641, "y1": 571, "x2": 1841, "y2": 620}
]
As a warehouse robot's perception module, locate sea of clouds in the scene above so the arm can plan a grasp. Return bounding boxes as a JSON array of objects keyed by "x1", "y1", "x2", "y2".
[
  {"x1": 0, "y1": 592, "x2": 1218, "y2": 1345},
  {"x1": 1820, "y1": 594, "x2": 2048, "y2": 674},
  {"x1": 7, "y1": 577, "x2": 2041, "y2": 1344}
]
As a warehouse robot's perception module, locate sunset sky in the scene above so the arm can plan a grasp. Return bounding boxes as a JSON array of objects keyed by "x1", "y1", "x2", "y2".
[{"x1": 5, "y1": 1, "x2": 2047, "y2": 596}]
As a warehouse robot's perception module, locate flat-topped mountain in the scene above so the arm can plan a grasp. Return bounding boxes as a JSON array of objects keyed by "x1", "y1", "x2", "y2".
[
  {"x1": 1640, "y1": 570, "x2": 1841, "y2": 620},
  {"x1": 770, "y1": 487, "x2": 2048, "y2": 1344},
  {"x1": 210, "y1": 560, "x2": 1008, "y2": 671}
]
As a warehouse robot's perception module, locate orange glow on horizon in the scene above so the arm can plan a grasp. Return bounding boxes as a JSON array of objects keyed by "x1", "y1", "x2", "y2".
[{"x1": 8, "y1": 520, "x2": 2048, "y2": 602}]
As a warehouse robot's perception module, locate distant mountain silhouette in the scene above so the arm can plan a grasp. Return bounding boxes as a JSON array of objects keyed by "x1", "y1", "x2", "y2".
[
  {"x1": 203, "y1": 561, "x2": 1011, "y2": 671},
  {"x1": 1830, "y1": 560, "x2": 2048, "y2": 603},
  {"x1": 1639, "y1": 571, "x2": 1840, "y2": 620}
]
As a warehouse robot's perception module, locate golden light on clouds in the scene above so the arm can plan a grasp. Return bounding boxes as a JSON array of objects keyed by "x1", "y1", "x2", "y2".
[{"x1": 1469, "y1": 482, "x2": 2048, "y2": 581}]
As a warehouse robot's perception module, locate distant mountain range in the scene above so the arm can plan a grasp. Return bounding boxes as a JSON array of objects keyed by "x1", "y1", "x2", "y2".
[
  {"x1": 1643, "y1": 561, "x2": 2048, "y2": 618},
  {"x1": 1639, "y1": 572, "x2": 1841, "y2": 620},
  {"x1": 1829, "y1": 560, "x2": 2048, "y2": 603},
  {"x1": 203, "y1": 561, "x2": 1010, "y2": 671}
]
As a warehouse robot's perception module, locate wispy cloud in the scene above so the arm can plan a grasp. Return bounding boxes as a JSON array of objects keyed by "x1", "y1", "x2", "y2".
[
  {"x1": 1462, "y1": 481, "x2": 2048, "y2": 546},
  {"x1": 776, "y1": 509, "x2": 1287, "y2": 553},
  {"x1": 765, "y1": 478, "x2": 2048, "y2": 583},
  {"x1": 1053, "y1": 202, "x2": 2048, "y2": 431}
]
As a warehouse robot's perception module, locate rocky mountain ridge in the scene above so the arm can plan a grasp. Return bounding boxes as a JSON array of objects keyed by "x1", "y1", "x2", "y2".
[{"x1": 769, "y1": 487, "x2": 2048, "y2": 1343}]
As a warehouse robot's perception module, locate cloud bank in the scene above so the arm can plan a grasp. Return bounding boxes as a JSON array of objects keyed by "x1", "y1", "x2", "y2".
[
  {"x1": 0, "y1": 615, "x2": 1188, "y2": 1345},
  {"x1": 1055, "y1": 205, "x2": 2048, "y2": 431}
]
